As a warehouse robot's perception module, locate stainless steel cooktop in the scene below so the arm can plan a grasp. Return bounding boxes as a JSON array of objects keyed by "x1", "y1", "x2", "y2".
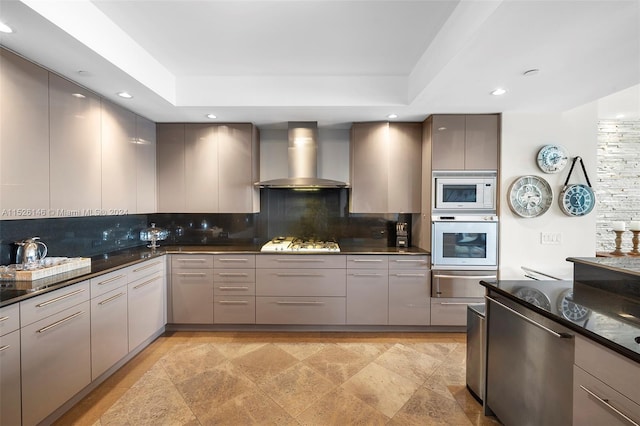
[{"x1": 260, "y1": 236, "x2": 340, "y2": 252}]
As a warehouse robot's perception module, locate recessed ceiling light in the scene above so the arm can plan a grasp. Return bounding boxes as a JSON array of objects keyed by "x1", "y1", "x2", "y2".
[
  {"x1": 437, "y1": 127, "x2": 447, "y2": 131},
  {"x1": 206, "y1": 114, "x2": 217, "y2": 119},
  {"x1": 0, "y1": 22, "x2": 14, "y2": 33},
  {"x1": 72, "y1": 93, "x2": 86, "y2": 98},
  {"x1": 616, "y1": 114, "x2": 625, "y2": 119},
  {"x1": 77, "y1": 70, "x2": 92, "y2": 77},
  {"x1": 491, "y1": 88, "x2": 507, "y2": 96},
  {"x1": 523, "y1": 69, "x2": 540, "y2": 77},
  {"x1": 117, "y1": 91, "x2": 133, "y2": 99},
  {"x1": 387, "y1": 113, "x2": 398, "y2": 119}
]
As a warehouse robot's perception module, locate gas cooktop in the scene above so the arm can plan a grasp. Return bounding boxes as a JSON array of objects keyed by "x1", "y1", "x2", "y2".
[{"x1": 260, "y1": 236, "x2": 340, "y2": 252}]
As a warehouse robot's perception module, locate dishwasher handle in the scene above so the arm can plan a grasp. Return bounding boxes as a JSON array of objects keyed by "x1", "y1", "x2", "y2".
[{"x1": 487, "y1": 296, "x2": 573, "y2": 339}]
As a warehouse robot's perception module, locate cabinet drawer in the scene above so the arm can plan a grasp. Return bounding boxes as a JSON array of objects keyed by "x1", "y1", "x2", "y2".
[
  {"x1": 129, "y1": 258, "x2": 165, "y2": 282},
  {"x1": 214, "y1": 268, "x2": 255, "y2": 283},
  {"x1": 430, "y1": 298, "x2": 483, "y2": 326},
  {"x1": 20, "y1": 281, "x2": 90, "y2": 327},
  {"x1": 172, "y1": 269, "x2": 215, "y2": 284},
  {"x1": 388, "y1": 256, "x2": 429, "y2": 270},
  {"x1": 0, "y1": 329, "x2": 21, "y2": 426},
  {"x1": 214, "y1": 254, "x2": 255, "y2": 268},
  {"x1": 0, "y1": 303, "x2": 20, "y2": 336},
  {"x1": 574, "y1": 365, "x2": 640, "y2": 425},
  {"x1": 256, "y1": 269, "x2": 346, "y2": 297},
  {"x1": 346, "y1": 255, "x2": 388, "y2": 269},
  {"x1": 257, "y1": 254, "x2": 346, "y2": 269},
  {"x1": 575, "y1": 335, "x2": 640, "y2": 403},
  {"x1": 389, "y1": 270, "x2": 430, "y2": 326},
  {"x1": 214, "y1": 296, "x2": 256, "y2": 324},
  {"x1": 91, "y1": 286, "x2": 128, "y2": 380},
  {"x1": 91, "y1": 268, "x2": 128, "y2": 298},
  {"x1": 171, "y1": 254, "x2": 214, "y2": 269},
  {"x1": 256, "y1": 296, "x2": 345, "y2": 325},
  {"x1": 214, "y1": 281, "x2": 256, "y2": 296},
  {"x1": 346, "y1": 272, "x2": 388, "y2": 325}
]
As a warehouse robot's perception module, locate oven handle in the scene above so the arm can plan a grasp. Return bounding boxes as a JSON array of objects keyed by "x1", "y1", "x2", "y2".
[{"x1": 433, "y1": 274, "x2": 497, "y2": 281}]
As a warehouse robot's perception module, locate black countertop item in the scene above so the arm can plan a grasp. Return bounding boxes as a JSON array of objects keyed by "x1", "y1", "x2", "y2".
[
  {"x1": 480, "y1": 279, "x2": 640, "y2": 364},
  {"x1": 0, "y1": 244, "x2": 429, "y2": 307}
]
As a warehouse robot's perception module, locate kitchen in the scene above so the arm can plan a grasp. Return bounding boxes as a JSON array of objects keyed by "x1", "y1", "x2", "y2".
[{"x1": 1, "y1": 1, "x2": 639, "y2": 425}]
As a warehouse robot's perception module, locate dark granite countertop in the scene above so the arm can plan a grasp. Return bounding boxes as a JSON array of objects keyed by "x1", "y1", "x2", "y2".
[
  {"x1": 480, "y1": 279, "x2": 640, "y2": 364},
  {"x1": 568, "y1": 256, "x2": 640, "y2": 277},
  {"x1": 1, "y1": 244, "x2": 429, "y2": 307}
]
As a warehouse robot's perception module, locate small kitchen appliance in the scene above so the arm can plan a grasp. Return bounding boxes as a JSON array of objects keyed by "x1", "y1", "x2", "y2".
[
  {"x1": 433, "y1": 171, "x2": 497, "y2": 213},
  {"x1": 15, "y1": 237, "x2": 48, "y2": 269}
]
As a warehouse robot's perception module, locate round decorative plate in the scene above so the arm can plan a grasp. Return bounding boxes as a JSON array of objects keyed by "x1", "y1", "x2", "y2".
[
  {"x1": 537, "y1": 144, "x2": 569, "y2": 173},
  {"x1": 514, "y1": 287, "x2": 551, "y2": 310},
  {"x1": 556, "y1": 289, "x2": 590, "y2": 322},
  {"x1": 508, "y1": 175, "x2": 553, "y2": 218},
  {"x1": 559, "y1": 184, "x2": 595, "y2": 217}
]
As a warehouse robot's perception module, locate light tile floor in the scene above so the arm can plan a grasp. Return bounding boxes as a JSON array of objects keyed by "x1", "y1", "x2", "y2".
[{"x1": 54, "y1": 331, "x2": 501, "y2": 425}]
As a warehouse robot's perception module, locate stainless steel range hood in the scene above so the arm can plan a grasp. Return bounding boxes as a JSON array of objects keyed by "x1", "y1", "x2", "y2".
[{"x1": 255, "y1": 122, "x2": 349, "y2": 189}]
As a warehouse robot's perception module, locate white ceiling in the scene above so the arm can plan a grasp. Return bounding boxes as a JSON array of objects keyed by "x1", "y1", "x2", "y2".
[{"x1": 0, "y1": 0, "x2": 639, "y2": 128}]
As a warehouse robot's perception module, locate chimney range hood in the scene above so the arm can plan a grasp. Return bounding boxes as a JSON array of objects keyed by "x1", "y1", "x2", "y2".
[{"x1": 255, "y1": 121, "x2": 349, "y2": 189}]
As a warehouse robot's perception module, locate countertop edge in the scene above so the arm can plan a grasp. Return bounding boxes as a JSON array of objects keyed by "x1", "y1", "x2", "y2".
[{"x1": 480, "y1": 280, "x2": 640, "y2": 364}]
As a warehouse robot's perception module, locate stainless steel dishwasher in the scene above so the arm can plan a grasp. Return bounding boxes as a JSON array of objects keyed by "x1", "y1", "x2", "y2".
[{"x1": 485, "y1": 292, "x2": 575, "y2": 426}]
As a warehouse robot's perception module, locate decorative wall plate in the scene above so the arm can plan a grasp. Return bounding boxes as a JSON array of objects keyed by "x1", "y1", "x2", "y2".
[
  {"x1": 536, "y1": 144, "x2": 569, "y2": 173},
  {"x1": 508, "y1": 175, "x2": 553, "y2": 218}
]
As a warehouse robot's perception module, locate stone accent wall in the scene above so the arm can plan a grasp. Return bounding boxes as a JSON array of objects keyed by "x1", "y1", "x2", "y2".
[{"x1": 597, "y1": 120, "x2": 640, "y2": 252}]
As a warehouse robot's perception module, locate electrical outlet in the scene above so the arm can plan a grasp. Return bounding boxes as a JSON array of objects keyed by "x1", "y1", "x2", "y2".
[{"x1": 541, "y1": 232, "x2": 562, "y2": 245}]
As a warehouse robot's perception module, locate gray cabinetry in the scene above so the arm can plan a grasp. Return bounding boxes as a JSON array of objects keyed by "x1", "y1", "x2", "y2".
[
  {"x1": 431, "y1": 114, "x2": 499, "y2": 171},
  {"x1": 128, "y1": 259, "x2": 166, "y2": 351},
  {"x1": 171, "y1": 254, "x2": 214, "y2": 324},
  {"x1": 0, "y1": 304, "x2": 21, "y2": 426},
  {"x1": 350, "y1": 122, "x2": 422, "y2": 213},
  {"x1": 388, "y1": 255, "x2": 430, "y2": 325},
  {"x1": 49, "y1": 73, "x2": 103, "y2": 215},
  {"x1": 256, "y1": 254, "x2": 346, "y2": 325},
  {"x1": 214, "y1": 254, "x2": 256, "y2": 324},
  {"x1": 157, "y1": 123, "x2": 260, "y2": 213},
  {"x1": 135, "y1": 115, "x2": 157, "y2": 213},
  {"x1": 573, "y1": 335, "x2": 640, "y2": 425},
  {"x1": 20, "y1": 282, "x2": 91, "y2": 426},
  {"x1": 0, "y1": 48, "x2": 50, "y2": 218},
  {"x1": 90, "y1": 272, "x2": 128, "y2": 380},
  {"x1": 346, "y1": 255, "x2": 389, "y2": 325}
]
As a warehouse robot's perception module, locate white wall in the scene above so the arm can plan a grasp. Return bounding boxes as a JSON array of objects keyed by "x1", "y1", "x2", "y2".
[
  {"x1": 499, "y1": 103, "x2": 598, "y2": 280},
  {"x1": 259, "y1": 128, "x2": 350, "y2": 183}
]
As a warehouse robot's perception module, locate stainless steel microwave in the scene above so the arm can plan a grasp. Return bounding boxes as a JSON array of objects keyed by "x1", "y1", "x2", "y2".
[{"x1": 433, "y1": 172, "x2": 497, "y2": 212}]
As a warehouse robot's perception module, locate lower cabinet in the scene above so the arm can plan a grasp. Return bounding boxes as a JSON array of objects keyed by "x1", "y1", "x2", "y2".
[
  {"x1": 128, "y1": 264, "x2": 166, "y2": 351},
  {"x1": 388, "y1": 255, "x2": 430, "y2": 325},
  {"x1": 90, "y1": 285, "x2": 128, "y2": 380},
  {"x1": 346, "y1": 255, "x2": 388, "y2": 325},
  {"x1": 256, "y1": 296, "x2": 346, "y2": 325},
  {"x1": 213, "y1": 259, "x2": 256, "y2": 324},
  {"x1": 21, "y1": 298, "x2": 91, "y2": 426},
  {"x1": 430, "y1": 297, "x2": 484, "y2": 326},
  {"x1": 573, "y1": 335, "x2": 640, "y2": 425},
  {"x1": 0, "y1": 330, "x2": 21, "y2": 426},
  {"x1": 171, "y1": 268, "x2": 214, "y2": 324}
]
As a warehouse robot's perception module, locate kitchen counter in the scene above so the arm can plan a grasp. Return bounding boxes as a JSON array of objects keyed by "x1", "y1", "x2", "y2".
[
  {"x1": 0, "y1": 244, "x2": 429, "y2": 307},
  {"x1": 480, "y1": 279, "x2": 640, "y2": 364}
]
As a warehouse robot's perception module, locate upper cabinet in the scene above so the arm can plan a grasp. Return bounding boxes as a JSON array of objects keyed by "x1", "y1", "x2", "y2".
[
  {"x1": 431, "y1": 114, "x2": 499, "y2": 171},
  {"x1": 0, "y1": 49, "x2": 50, "y2": 219},
  {"x1": 135, "y1": 116, "x2": 157, "y2": 214},
  {"x1": 350, "y1": 122, "x2": 422, "y2": 213},
  {"x1": 49, "y1": 73, "x2": 102, "y2": 214},
  {"x1": 101, "y1": 100, "x2": 137, "y2": 214},
  {"x1": 157, "y1": 123, "x2": 260, "y2": 213}
]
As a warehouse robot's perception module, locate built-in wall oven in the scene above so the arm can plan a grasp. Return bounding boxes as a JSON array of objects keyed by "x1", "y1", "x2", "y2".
[{"x1": 431, "y1": 215, "x2": 498, "y2": 298}]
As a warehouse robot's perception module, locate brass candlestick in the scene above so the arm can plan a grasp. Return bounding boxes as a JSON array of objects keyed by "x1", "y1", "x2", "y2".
[
  {"x1": 610, "y1": 230, "x2": 625, "y2": 256},
  {"x1": 629, "y1": 230, "x2": 640, "y2": 256}
]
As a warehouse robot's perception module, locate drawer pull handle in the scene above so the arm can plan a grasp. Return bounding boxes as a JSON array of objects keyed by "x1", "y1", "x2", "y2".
[
  {"x1": 351, "y1": 273, "x2": 382, "y2": 277},
  {"x1": 393, "y1": 273, "x2": 426, "y2": 277},
  {"x1": 276, "y1": 301, "x2": 325, "y2": 306},
  {"x1": 276, "y1": 273, "x2": 323, "y2": 277},
  {"x1": 218, "y1": 273, "x2": 249, "y2": 277},
  {"x1": 0, "y1": 316, "x2": 9, "y2": 322},
  {"x1": 439, "y1": 302, "x2": 475, "y2": 305},
  {"x1": 487, "y1": 296, "x2": 573, "y2": 339},
  {"x1": 133, "y1": 261, "x2": 162, "y2": 272},
  {"x1": 178, "y1": 258, "x2": 207, "y2": 263},
  {"x1": 98, "y1": 292, "x2": 126, "y2": 306},
  {"x1": 580, "y1": 385, "x2": 639, "y2": 426},
  {"x1": 219, "y1": 300, "x2": 249, "y2": 305},
  {"x1": 97, "y1": 274, "x2": 126, "y2": 286},
  {"x1": 393, "y1": 259, "x2": 427, "y2": 263},
  {"x1": 133, "y1": 276, "x2": 161, "y2": 290},
  {"x1": 0, "y1": 344, "x2": 10, "y2": 352},
  {"x1": 37, "y1": 311, "x2": 84, "y2": 333},
  {"x1": 36, "y1": 288, "x2": 86, "y2": 307},
  {"x1": 177, "y1": 272, "x2": 207, "y2": 277},
  {"x1": 218, "y1": 286, "x2": 249, "y2": 290},
  {"x1": 218, "y1": 258, "x2": 249, "y2": 263},
  {"x1": 276, "y1": 259, "x2": 325, "y2": 263},
  {"x1": 353, "y1": 259, "x2": 383, "y2": 263}
]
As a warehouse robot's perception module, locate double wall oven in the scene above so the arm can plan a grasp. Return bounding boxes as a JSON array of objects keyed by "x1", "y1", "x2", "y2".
[{"x1": 431, "y1": 171, "x2": 498, "y2": 300}]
